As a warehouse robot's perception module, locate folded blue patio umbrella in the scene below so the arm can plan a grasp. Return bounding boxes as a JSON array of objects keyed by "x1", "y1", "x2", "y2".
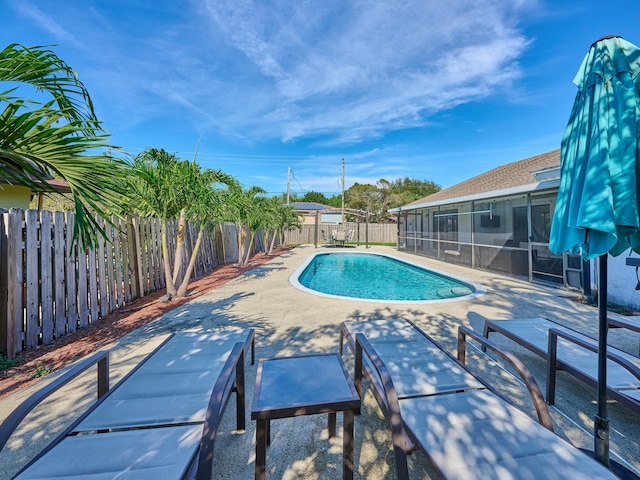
[{"x1": 549, "y1": 35, "x2": 640, "y2": 467}]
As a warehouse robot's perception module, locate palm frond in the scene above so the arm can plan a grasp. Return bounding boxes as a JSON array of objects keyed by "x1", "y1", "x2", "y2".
[{"x1": 0, "y1": 43, "x2": 99, "y2": 133}]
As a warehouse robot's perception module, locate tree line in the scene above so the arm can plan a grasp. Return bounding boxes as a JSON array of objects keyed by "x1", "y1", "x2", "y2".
[{"x1": 285, "y1": 177, "x2": 441, "y2": 222}]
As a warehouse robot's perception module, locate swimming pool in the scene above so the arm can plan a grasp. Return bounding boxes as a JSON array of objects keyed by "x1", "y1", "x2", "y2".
[{"x1": 290, "y1": 252, "x2": 484, "y2": 303}]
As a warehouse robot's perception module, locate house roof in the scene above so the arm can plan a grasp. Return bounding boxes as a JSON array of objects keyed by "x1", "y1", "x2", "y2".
[
  {"x1": 43, "y1": 178, "x2": 72, "y2": 193},
  {"x1": 0, "y1": 177, "x2": 73, "y2": 193},
  {"x1": 397, "y1": 149, "x2": 560, "y2": 211},
  {"x1": 289, "y1": 201, "x2": 333, "y2": 211}
]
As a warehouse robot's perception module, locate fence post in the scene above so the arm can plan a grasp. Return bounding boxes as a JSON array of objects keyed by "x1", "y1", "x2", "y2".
[
  {"x1": 25, "y1": 210, "x2": 40, "y2": 348},
  {"x1": 128, "y1": 217, "x2": 141, "y2": 299},
  {"x1": 66, "y1": 212, "x2": 78, "y2": 333},
  {"x1": 0, "y1": 211, "x2": 8, "y2": 357},
  {"x1": 54, "y1": 211, "x2": 66, "y2": 339},
  {"x1": 40, "y1": 211, "x2": 54, "y2": 343},
  {"x1": 6, "y1": 209, "x2": 24, "y2": 358}
]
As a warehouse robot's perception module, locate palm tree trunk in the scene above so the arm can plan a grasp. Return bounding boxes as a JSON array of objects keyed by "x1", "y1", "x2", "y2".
[
  {"x1": 176, "y1": 224, "x2": 204, "y2": 297},
  {"x1": 172, "y1": 208, "x2": 187, "y2": 285},
  {"x1": 218, "y1": 223, "x2": 226, "y2": 264},
  {"x1": 237, "y1": 223, "x2": 245, "y2": 265},
  {"x1": 243, "y1": 231, "x2": 256, "y2": 265},
  {"x1": 161, "y1": 219, "x2": 177, "y2": 297},
  {"x1": 268, "y1": 230, "x2": 277, "y2": 255}
]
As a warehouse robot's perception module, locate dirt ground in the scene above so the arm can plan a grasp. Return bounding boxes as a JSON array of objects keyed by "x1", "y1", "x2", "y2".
[{"x1": 0, "y1": 248, "x2": 292, "y2": 400}]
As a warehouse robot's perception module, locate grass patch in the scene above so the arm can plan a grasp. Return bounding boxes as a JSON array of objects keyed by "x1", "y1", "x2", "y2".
[
  {"x1": 0, "y1": 351, "x2": 20, "y2": 371},
  {"x1": 352, "y1": 242, "x2": 396, "y2": 246}
]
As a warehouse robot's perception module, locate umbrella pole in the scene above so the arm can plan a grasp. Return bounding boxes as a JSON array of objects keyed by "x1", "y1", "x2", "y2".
[{"x1": 595, "y1": 254, "x2": 610, "y2": 466}]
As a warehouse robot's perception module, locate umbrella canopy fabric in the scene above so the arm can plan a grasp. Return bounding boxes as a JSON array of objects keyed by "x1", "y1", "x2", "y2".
[
  {"x1": 550, "y1": 36, "x2": 640, "y2": 260},
  {"x1": 549, "y1": 35, "x2": 640, "y2": 469}
]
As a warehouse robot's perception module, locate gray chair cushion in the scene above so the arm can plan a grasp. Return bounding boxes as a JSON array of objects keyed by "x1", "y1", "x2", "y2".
[
  {"x1": 16, "y1": 425, "x2": 202, "y2": 479},
  {"x1": 400, "y1": 390, "x2": 617, "y2": 480}
]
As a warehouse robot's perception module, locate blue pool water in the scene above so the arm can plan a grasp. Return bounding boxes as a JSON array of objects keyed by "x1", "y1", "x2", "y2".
[{"x1": 294, "y1": 252, "x2": 476, "y2": 301}]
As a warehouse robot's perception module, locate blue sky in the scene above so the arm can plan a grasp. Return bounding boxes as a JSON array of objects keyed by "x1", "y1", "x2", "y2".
[{"x1": 2, "y1": 1, "x2": 639, "y2": 199}]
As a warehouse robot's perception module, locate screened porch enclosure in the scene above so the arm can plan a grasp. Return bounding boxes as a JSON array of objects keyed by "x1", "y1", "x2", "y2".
[{"x1": 398, "y1": 192, "x2": 583, "y2": 288}]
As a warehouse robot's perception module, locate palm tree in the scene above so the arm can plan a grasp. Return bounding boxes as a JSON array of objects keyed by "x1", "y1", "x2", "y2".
[
  {"x1": 242, "y1": 194, "x2": 268, "y2": 265},
  {"x1": 126, "y1": 148, "x2": 232, "y2": 298},
  {"x1": 221, "y1": 183, "x2": 267, "y2": 265},
  {"x1": 176, "y1": 167, "x2": 233, "y2": 296},
  {"x1": 0, "y1": 43, "x2": 126, "y2": 247},
  {"x1": 127, "y1": 149, "x2": 183, "y2": 298},
  {"x1": 279, "y1": 202, "x2": 302, "y2": 246},
  {"x1": 263, "y1": 198, "x2": 300, "y2": 255}
]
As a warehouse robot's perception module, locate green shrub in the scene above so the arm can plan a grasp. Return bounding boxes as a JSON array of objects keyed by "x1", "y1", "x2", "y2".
[
  {"x1": 0, "y1": 351, "x2": 19, "y2": 371},
  {"x1": 32, "y1": 364, "x2": 54, "y2": 378}
]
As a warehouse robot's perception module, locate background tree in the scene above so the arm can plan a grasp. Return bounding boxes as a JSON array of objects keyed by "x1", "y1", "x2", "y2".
[
  {"x1": 0, "y1": 43, "x2": 126, "y2": 247},
  {"x1": 381, "y1": 177, "x2": 441, "y2": 208},
  {"x1": 325, "y1": 194, "x2": 342, "y2": 208},
  {"x1": 300, "y1": 191, "x2": 329, "y2": 204},
  {"x1": 344, "y1": 183, "x2": 382, "y2": 220},
  {"x1": 276, "y1": 191, "x2": 299, "y2": 205},
  {"x1": 338, "y1": 177, "x2": 441, "y2": 222}
]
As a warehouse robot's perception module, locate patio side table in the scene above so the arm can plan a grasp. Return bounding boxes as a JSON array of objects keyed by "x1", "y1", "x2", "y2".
[{"x1": 251, "y1": 353, "x2": 361, "y2": 480}]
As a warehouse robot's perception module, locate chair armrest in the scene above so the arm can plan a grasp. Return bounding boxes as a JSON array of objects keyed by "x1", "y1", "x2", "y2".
[
  {"x1": 607, "y1": 316, "x2": 640, "y2": 334},
  {"x1": 0, "y1": 350, "x2": 109, "y2": 451},
  {"x1": 355, "y1": 333, "x2": 411, "y2": 479},
  {"x1": 457, "y1": 326, "x2": 553, "y2": 431},
  {"x1": 196, "y1": 341, "x2": 245, "y2": 480},
  {"x1": 546, "y1": 328, "x2": 640, "y2": 405}
]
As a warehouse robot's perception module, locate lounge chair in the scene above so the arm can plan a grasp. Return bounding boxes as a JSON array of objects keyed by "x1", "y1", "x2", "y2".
[
  {"x1": 608, "y1": 315, "x2": 640, "y2": 355},
  {"x1": 608, "y1": 315, "x2": 640, "y2": 334},
  {"x1": 341, "y1": 319, "x2": 617, "y2": 480},
  {"x1": 0, "y1": 328, "x2": 255, "y2": 479},
  {"x1": 483, "y1": 318, "x2": 640, "y2": 411}
]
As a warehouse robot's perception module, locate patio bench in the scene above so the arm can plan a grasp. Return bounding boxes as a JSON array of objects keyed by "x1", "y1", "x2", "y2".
[
  {"x1": 0, "y1": 328, "x2": 255, "y2": 479},
  {"x1": 483, "y1": 318, "x2": 640, "y2": 412},
  {"x1": 340, "y1": 319, "x2": 618, "y2": 479},
  {"x1": 608, "y1": 315, "x2": 640, "y2": 355}
]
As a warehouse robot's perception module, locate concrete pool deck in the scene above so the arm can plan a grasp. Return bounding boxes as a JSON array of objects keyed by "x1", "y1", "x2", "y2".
[{"x1": 1, "y1": 244, "x2": 639, "y2": 479}]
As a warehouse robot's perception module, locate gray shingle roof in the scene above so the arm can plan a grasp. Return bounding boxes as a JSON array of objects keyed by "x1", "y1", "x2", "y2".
[{"x1": 405, "y1": 149, "x2": 560, "y2": 207}]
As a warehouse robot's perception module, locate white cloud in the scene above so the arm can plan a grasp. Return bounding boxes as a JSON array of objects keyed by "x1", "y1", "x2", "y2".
[
  {"x1": 201, "y1": 0, "x2": 531, "y2": 144},
  {"x1": 10, "y1": 0, "x2": 533, "y2": 148}
]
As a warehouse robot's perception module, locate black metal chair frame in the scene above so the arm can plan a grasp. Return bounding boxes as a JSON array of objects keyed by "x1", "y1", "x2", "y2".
[
  {"x1": 0, "y1": 330, "x2": 255, "y2": 480},
  {"x1": 345, "y1": 320, "x2": 554, "y2": 480},
  {"x1": 484, "y1": 318, "x2": 640, "y2": 412}
]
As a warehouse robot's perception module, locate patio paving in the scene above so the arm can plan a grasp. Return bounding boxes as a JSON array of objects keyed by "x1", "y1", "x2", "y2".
[{"x1": 1, "y1": 244, "x2": 639, "y2": 479}]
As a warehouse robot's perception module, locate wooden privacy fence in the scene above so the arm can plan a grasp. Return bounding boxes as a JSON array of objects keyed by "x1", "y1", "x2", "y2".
[
  {"x1": 0, "y1": 208, "x2": 269, "y2": 358},
  {"x1": 285, "y1": 222, "x2": 398, "y2": 245}
]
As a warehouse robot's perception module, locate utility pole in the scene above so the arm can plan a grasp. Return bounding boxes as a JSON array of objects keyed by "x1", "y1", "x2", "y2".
[
  {"x1": 341, "y1": 158, "x2": 345, "y2": 224},
  {"x1": 287, "y1": 166, "x2": 291, "y2": 205}
]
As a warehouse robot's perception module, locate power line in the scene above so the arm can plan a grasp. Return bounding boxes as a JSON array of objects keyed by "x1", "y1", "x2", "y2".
[
  {"x1": 118, "y1": 146, "x2": 333, "y2": 166},
  {"x1": 289, "y1": 169, "x2": 306, "y2": 193}
]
